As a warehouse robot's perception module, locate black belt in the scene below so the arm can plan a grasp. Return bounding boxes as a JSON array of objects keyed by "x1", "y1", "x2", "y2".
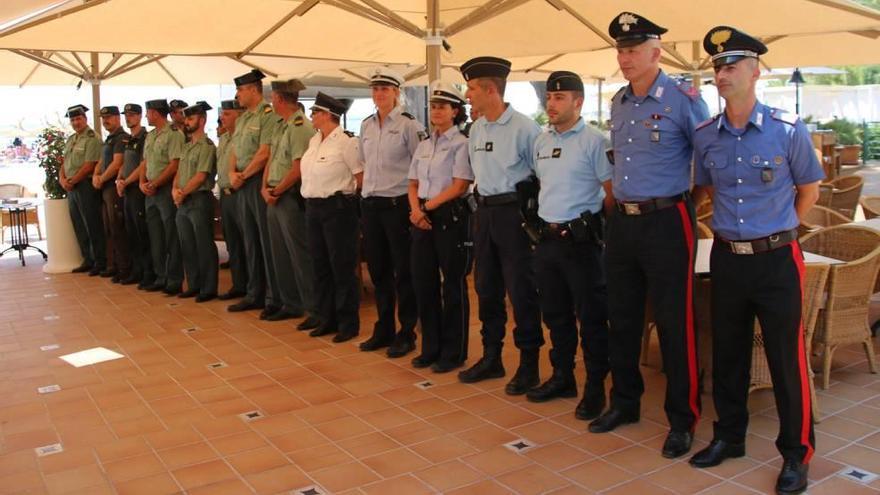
[
  {"x1": 361, "y1": 194, "x2": 407, "y2": 209},
  {"x1": 615, "y1": 193, "x2": 688, "y2": 216},
  {"x1": 717, "y1": 229, "x2": 799, "y2": 255},
  {"x1": 305, "y1": 193, "x2": 357, "y2": 206},
  {"x1": 475, "y1": 192, "x2": 518, "y2": 207}
]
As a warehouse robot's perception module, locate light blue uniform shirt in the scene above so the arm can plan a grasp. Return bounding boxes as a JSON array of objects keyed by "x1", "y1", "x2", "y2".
[
  {"x1": 468, "y1": 104, "x2": 540, "y2": 196},
  {"x1": 408, "y1": 126, "x2": 472, "y2": 199},
  {"x1": 610, "y1": 70, "x2": 710, "y2": 201},
  {"x1": 359, "y1": 105, "x2": 425, "y2": 197},
  {"x1": 694, "y1": 101, "x2": 824, "y2": 241},
  {"x1": 533, "y1": 118, "x2": 611, "y2": 223}
]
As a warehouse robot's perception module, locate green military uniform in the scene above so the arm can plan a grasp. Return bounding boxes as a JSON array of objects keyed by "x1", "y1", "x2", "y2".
[
  {"x1": 217, "y1": 131, "x2": 248, "y2": 295},
  {"x1": 231, "y1": 101, "x2": 282, "y2": 308},
  {"x1": 266, "y1": 108, "x2": 317, "y2": 317},
  {"x1": 144, "y1": 122, "x2": 185, "y2": 292},
  {"x1": 64, "y1": 127, "x2": 106, "y2": 269},
  {"x1": 175, "y1": 135, "x2": 219, "y2": 298}
]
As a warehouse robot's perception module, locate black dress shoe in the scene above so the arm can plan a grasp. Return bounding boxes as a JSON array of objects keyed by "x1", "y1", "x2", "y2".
[
  {"x1": 144, "y1": 281, "x2": 166, "y2": 292},
  {"x1": 689, "y1": 439, "x2": 746, "y2": 468},
  {"x1": 259, "y1": 305, "x2": 282, "y2": 320},
  {"x1": 588, "y1": 408, "x2": 640, "y2": 433},
  {"x1": 661, "y1": 430, "x2": 693, "y2": 459},
  {"x1": 99, "y1": 268, "x2": 116, "y2": 278},
  {"x1": 121, "y1": 274, "x2": 141, "y2": 286},
  {"x1": 178, "y1": 288, "x2": 199, "y2": 298},
  {"x1": 776, "y1": 460, "x2": 808, "y2": 494},
  {"x1": 359, "y1": 335, "x2": 393, "y2": 352},
  {"x1": 217, "y1": 289, "x2": 246, "y2": 301},
  {"x1": 387, "y1": 334, "x2": 416, "y2": 358},
  {"x1": 264, "y1": 308, "x2": 303, "y2": 321},
  {"x1": 309, "y1": 324, "x2": 337, "y2": 337},
  {"x1": 71, "y1": 263, "x2": 93, "y2": 273},
  {"x1": 227, "y1": 300, "x2": 264, "y2": 312},
  {"x1": 297, "y1": 316, "x2": 322, "y2": 331},
  {"x1": 575, "y1": 386, "x2": 606, "y2": 421},
  {"x1": 505, "y1": 365, "x2": 539, "y2": 396},
  {"x1": 88, "y1": 266, "x2": 102, "y2": 276},
  {"x1": 332, "y1": 331, "x2": 358, "y2": 343},
  {"x1": 111, "y1": 273, "x2": 122, "y2": 283},
  {"x1": 431, "y1": 360, "x2": 463, "y2": 373},
  {"x1": 163, "y1": 286, "x2": 182, "y2": 296},
  {"x1": 526, "y1": 371, "x2": 577, "y2": 403},
  {"x1": 411, "y1": 355, "x2": 437, "y2": 368},
  {"x1": 458, "y1": 355, "x2": 505, "y2": 383},
  {"x1": 195, "y1": 293, "x2": 217, "y2": 303}
]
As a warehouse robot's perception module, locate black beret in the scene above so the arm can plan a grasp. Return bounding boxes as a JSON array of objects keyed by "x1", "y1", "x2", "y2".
[
  {"x1": 220, "y1": 99, "x2": 243, "y2": 110},
  {"x1": 122, "y1": 103, "x2": 142, "y2": 114},
  {"x1": 546, "y1": 71, "x2": 584, "y2": 92},
  {"x1": 145, "y1": 99, "x2": 169, "y2": 113},
  {"x1": 65, "y1": 104, "x2": 88, "y2": 118},
  {"x1": 311, "y1": 92, "x2": 351, "y2": 117},
  {"x1": 99, "y1": 106, "x2": 120, "y2": 116},
  {"x1": 703, "y1": 26, "x2": 768, "y2": 68},
  {"x1": 460, "y1": 56, "x2": 512, "y2": 81},
  {"x1": 169, "y1": 99, "x2": 188, "y2": 110},
  {"x1": 233, "y1": 69, "x2": 266, "y2": 87},
  {"x1": 183, "y1": 101, "x2": 212, "y2": 117},
  {"x1": 608, "y1": 12, "x2": 667, "y2": 48}
]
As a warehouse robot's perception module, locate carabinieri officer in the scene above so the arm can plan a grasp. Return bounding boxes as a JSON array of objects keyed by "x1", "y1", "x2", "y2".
[
  {"x1": 458, "y1": 56, "x2": 544, "y2": 396},
  {"x1": 407, "y1": 81, "x2": 473, "y2": 373},
  {"x1": 358, "y1": 68, "x2": 423, "y2": 358},
  {"x1": 526, "y1": 71, "x2": 611, "y2": 422},
  {"x1": 689, "y1": 27, "x2": 822, "y2": 495},
  {"x1": 591, "y1": 12, "x2": 710, "y2": 462}
]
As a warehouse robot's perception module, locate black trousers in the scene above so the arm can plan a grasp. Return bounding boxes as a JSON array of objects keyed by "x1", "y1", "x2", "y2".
[
  {"x1": 220, "y1": 191, "x2": 248, "y2": 294},
  {"x1": 123, "y1": 185, "x2": 152, "y2": 281},
  {"x1": 101, "y1": 184, "x2": 130, "y2": 275},
  {"x1": 710, "y1": 240, "x2": 815, "y2": 463},
  {"x1": 145, "y1": 184, "x2": 183, "y2": 290},
  {"x1": 68, "y1": 181, "x2": 106, "y2": 268},
  {"x1": 361, "y1": 197, "x2": 417, "y2": 338},
  {"x1": 411, "y1": 204, "x2": 472, "y2": 364},
  {"x1": 238, "y1": 176, "x2": 278, "y2": 306},
  {"x1": 176, "y1": 191, "x2": 218, "y2": 297},
  {"x1": 605, "y1": 200, "x2": 700, "y2": 433},
  {"x1": 306, "y1": 197, "x2": 360, "y2": 335},
  {"x1": 473, "y1": 202, "x2": 542, "y2": 354},
  {"x1": 534, "y1": 236, "x2": 609, "y2": 384}
]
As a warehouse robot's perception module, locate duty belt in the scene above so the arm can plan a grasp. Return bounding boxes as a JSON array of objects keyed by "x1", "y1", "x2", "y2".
[
  {"x1": 361, "y1": 194, "x2": 407, "y2": 209},
  {"x1": 616, "y1": 193, "x2": 688, "y2": 215},
  {"x1": 474, "y1": 192, "x2": 518, "y2": 207},
  {"x1": 717, "y1": 229, "x2": 799, "y2": 255}
]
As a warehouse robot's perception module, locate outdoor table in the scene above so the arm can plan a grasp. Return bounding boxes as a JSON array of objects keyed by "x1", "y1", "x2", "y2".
[{"x1": 0, "y1": 198, "x2": 46, "y2": 266}]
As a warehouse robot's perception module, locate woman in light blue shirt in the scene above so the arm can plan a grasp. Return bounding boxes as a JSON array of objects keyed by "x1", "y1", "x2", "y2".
[{"x1": 407, "y1": 81, "x2": 474, "y2": 373}]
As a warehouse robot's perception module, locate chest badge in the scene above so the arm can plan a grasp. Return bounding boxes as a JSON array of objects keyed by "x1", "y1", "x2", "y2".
[
  {"x1": 485, "y1": 142, "x2": 493, "y2": 152},
  {"x1": 664, "y1": 106, "x2": 672, "y2": 113},
  {"x1": 551, "y1": 148, "x2": 562, "y2": 158},
  {"x1": 774, "y1": 155, "x2": 784, "y2": 165},
  {"x1": 751, "y1": 155, "x2": 761, "y2": 165},
  {"x1": 650, "y1": 131, "x2": 660, "y2": 143}
]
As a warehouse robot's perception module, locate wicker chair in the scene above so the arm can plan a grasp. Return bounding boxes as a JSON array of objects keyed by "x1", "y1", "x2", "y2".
[
  {"x1": 800, "y1": 225, "x2": 880, "y2": 389},
  {"x1": 859, "y1": 196, "x2": 880, "y2": 220},
  {"x1": 797, "y1": 205, "x2": 851, "y2": 238},
  {"x1": 696, "y1": 221, "x2": 713, "y2": 239},
  {"x1": 816, "y1": 184, "x2": 833, "y2": 208},
  {"x1": 828, "y1": 175, "x2": 864, "y2": 219},
  {"x1": 750, "y1": 263, "x2": 830, "y2": 422}
]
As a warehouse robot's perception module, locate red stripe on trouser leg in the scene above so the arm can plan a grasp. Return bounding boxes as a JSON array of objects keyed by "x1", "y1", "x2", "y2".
[
  {"x1": 790, "y1": 241, "x2": 815, "y2": 463},
  {"x1": 675, "y1": 202, "x2": 700, "y2": 429}
]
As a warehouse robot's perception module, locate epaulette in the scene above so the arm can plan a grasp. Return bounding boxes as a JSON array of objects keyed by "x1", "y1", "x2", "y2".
[
  {"x1": 401, "y1": 112, "x2": 416, "y2": 120},
  {"x1": 293, "y1": 115, "x2": 304, "y2": 127},
  {"x1": 417, "y1": 130, "x2": 428, "y2": 141},
  {"x1": 205, "y1": 137, "x2": 215, "y2": 146},
  {"x1": 263, "y1": 106, "x2": 273, "y2": 114},
  {"x1": 675, "y1": 80, "x2": 700, "y2": 100},
  {"x1": 695, "y1": 114, "x2": 721, "y2": 131},
  {"x1": 365, "y1": 113, "x2": 376, "y2": 121},
  {"x1": 343, "y1": 130, "x2": 355, "y2": 138},
  {"x1": 461, "y1": 123, "x2": 471, "y2": 138},
  {"x1": 770, "y1": 109, "x2": 798, "y2": 126},
  {"x1": 86, "y1": 129, "x2": 96, "y2": 137},
  {"x1": 612, "y1": 87, "x2": 625, "y2": 103}
]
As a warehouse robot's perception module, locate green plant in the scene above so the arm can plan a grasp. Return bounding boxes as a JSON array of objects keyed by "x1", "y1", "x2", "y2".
[
  {"x1": 35, "y1": 127, "x2": 66, "y2": 199},
  {"x1": 817, "y1": 118, "x2": 862, "y2": 146}
]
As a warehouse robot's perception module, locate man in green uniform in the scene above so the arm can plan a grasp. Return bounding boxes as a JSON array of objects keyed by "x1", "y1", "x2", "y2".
[
  {"x1": 217, "y1": 99, "x2": 248, "y2": 300},
  {"x1": 169, "y1": 99, "x2": 188, "y2": 133},
  {"x1": 61, "y1": 104, "x2": 106, "y2": 275},
  {"x1": 93, "y1": 106, "x2": 131, "y2": 281},
  {"x1": 174, "y1": 101, "x2": 219, "y2": 303},
  {"x1": 227, "y1": 69, "x2": 282, "y2": 319},
  {"x1": 263, "y1": 79, "x2": 320, "y2": 328},
  {"x1": 140, "y1": 99, "x2": 185, "y2": 295}
]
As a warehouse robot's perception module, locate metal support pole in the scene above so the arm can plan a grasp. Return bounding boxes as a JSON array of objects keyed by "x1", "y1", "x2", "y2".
[
  {"x1": 597, "y1": 78, "x2": 603, "y2": 125},
  {"x1": 426, "y1": 0, "x2": 441, "y2": 85},
  {"x1": 691, "y1": 41, "x2": 701, "y2": 93},
  {"x1": 90, "y1": 53, "x2": 101, "y2": 135}
]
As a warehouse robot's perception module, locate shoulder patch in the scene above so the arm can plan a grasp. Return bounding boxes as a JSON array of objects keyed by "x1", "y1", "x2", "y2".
[
  {"x1": 86, "y1": 129, "x2": 96, "y2": 137},
  {"x1": 205, "y1": 137, "x2": 215, "y2": 146},
  {"x1": 417, "y1": 130, "x2": 428, "y2": 141},
  {"x1": 343, "y1": 130, "x2": 355, "y2": 138},
  {"x1": 264, "y1": 106, "x2": 273, "y2": 114},
  {"x1": 696, "y1": 114, "x2": 721, "y2": 131},
  {"x1": 293, "y1": 116, "x2": 304, "y2": 127},
  {"x1": 770, "y1": 109, "x2": 798, "y2": 126},
  {"x1": 401, "y1": 112, "x2": 415, "y2": 120},
  {"x1": 675, "y1": 81, "x2": 700, "y2": 100}
]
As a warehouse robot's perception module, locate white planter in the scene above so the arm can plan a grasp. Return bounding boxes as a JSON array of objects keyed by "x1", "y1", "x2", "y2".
[{"x1": 42, "y1": 198, "x2": 84, "y2": 274}]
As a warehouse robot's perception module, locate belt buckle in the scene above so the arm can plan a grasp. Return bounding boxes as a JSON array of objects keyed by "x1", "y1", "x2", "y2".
[
  {"x1": 731, "y1": 241, "x2": 754, "y2": 255},
  {"x1": 624, "y1": 203, "x2": 641, "y2": 215}
]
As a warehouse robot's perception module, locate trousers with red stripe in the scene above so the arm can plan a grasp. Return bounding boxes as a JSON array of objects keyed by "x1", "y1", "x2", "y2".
[
  {"x1": 709, "y1": 240, "x2": 815, "y2": 463},
  {"x1": 605, "y1": 199, "x2": 701, "y2": 433}
]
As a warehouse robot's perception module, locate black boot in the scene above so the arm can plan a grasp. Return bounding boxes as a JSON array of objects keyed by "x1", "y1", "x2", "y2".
[
  {"x1": 458, "y1": 351, "x2": 505, "y2": 384},
  {"x1": 776, "y1": 460, "x2": 808, "y2": 494},
  {"x1": 526, "y1": 369, "x2": 577, "y2": 403},
  {"x1": 575, "y1": 382, "x2": 606, "y2": 420},
  {"x1": 387, "y1": 330, "x2": 416, "y2": 358},
  {"x1": 505, "y1": 349, "x2": 540, "y2": 395}
]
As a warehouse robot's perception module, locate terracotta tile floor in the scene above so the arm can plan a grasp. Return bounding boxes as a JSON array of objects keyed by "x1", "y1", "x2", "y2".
[{"x1": 1, "y1": 254, "x2": 880, "y2": 494}]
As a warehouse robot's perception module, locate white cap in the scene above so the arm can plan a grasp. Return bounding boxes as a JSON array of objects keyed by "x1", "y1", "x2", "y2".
[
  {"x1": 369, "y1": 67, "x2": 405, "y2": 87},
  {"x1": 428, "y1": 80, "x2": 466, "y2": 105}
]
